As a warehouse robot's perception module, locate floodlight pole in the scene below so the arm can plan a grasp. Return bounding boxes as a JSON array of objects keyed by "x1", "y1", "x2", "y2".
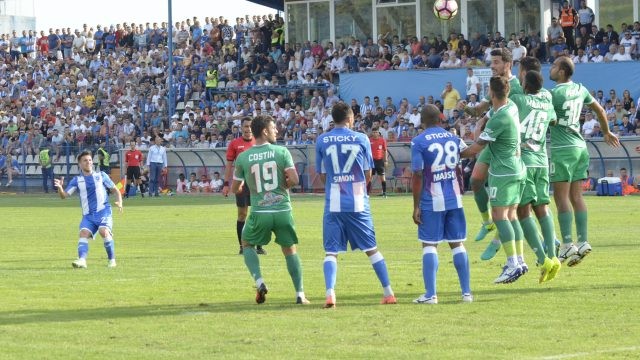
[{"x1": 168, "y1": 0, "x2": 175, "y2": 119}]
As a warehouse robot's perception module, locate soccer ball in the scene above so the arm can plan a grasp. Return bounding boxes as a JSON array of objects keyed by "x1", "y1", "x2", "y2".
[{"x1": 433, "y1": 0, "x2": 458, "y2": 20}]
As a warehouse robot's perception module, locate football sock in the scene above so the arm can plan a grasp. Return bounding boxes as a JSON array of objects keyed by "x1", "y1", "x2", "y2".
[
  {"x1": 558, "y1": 211, "x2": 574, "y2": 244},
  {"x1": 103, "y1": 235, "x2": 115, "y2": 260},
  {"x1": 452, "y1": 246, "x2": 471, "y2": 295},
  {"x1": 369, "y1": 252, "x2": 392, "y2": 290},
  {"x1": 520, "y1": 216, "x2": 546, "y2": 264},
  {"x1": 575, "y1": 211, "x2": 588, "y2": 244},
  {"x1": 323, "y1": 256, "x2": 337, "y2": 292},
  {"x1": 242, "y1": 247, "x2": 262, "y2": 282},
  {"x1": 496, "y1": 219, "x2": 516, "y2": 258},
  {"x1": 539, "y1": 213, "x2": 557, "y2": 257},
  {"x1": 236, "y1": 221, "x2": 244, "y2": 247},
  {"x1": 512, "y1": 219, "x2": 524, "y2": 260},
  {"x1": 480, "y1": 211, "x2": 491, "y2": 224},
  {"x1": 285, "y1": 253, "x2": 304, "y2": 292},
  {"x1": 78, "y1": 237, "x2": 89, "y2": 259},
  {"x1": 422, "y1": 246, "x2": 438, "y2": 298},
  {"x1": 381, "y1": 180, "x2": 387, "y2": 193},
  {"x1": 474, "y1": 186, "x2": 489, "y2": 213}
]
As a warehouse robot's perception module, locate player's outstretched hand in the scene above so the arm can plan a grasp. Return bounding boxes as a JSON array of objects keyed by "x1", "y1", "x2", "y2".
[
  {"x1": 412, "y1": 207, "x2": 422, "y2": 225},
  {"x1": 54, "y1": 177, "x2": 64, "y2": 190},
  {"x1": 604, "y1": 133, "x2": 620, "y2": 148},
  {"x1": 222, "y1": 185, "x2": 229, "y2": 197},
  {"x1": 115, "y1": 201, "x2": 123, "y2": 213}
]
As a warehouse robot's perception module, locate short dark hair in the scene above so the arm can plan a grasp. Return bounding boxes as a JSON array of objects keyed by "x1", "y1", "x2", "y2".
[
  {"x1": 250, "y1": 115, "x2": 274, "y2": 139},
  {"x1": 519, "y1": 56, "x2": 541, "y2": 72},
  {"x1": 523, "y1": 70, "x2": 543, "y2": 94},
  {"x1": 490, "y1": 47, "x2": 513, "y2": 64},
  {"x1": 420, "y1": 104, "x2": 441, "y2": 127},
  {"x1": 490, "y1": 76, "x2": 509, "y2": 100},
  {"x1": 77, "y1": 150, "x2": 92, "y2": 162},
  {"x1": 556, "y1": 56, "x2": 574, "y2": 77},
  {"x1": 331, "y1": 103, "x2": 353, "y2": 124}
]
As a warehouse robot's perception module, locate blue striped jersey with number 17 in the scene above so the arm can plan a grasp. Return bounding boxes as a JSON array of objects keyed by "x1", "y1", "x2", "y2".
[
  {"x1": 316, "y1": 127, "x2": 373, "y2": 213},
  {"x1": 411, "y1": 127, "x2": 466, "y2": 212}
]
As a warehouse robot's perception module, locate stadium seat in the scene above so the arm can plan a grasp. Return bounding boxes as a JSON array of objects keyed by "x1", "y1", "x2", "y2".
[
  {"x1": 217, "y1": 81, "x2": 226, "y2": 88},
  {"x1": 176, "y1": 102, "x2": 185, "y2": 111},
  {"x1": 186, "y1": 101, "x2": 194, "y2": 109},
  {"x1": 26, "y1": 166, "x2": 37, "y2": 175},
  {"x1": 25, "y1": 154, "x2": 36, "y2": 164},
  {"x1": 190, "y1": 92, "x2": 200, "y2": 101},
  {"x1": 111, "y1": 153, "x2": 119, "y2": 164},
  {"x1": 69, "y1": 165, "x2": 79, "y2": 175}
]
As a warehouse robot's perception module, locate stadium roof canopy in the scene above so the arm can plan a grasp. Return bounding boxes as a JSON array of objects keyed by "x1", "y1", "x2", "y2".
[{"x1": 247, "y1": 0, "x2": 284, "y2": 11}]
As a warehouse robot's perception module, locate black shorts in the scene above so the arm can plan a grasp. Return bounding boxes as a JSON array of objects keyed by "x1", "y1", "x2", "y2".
[
  {"x1": 372, "y1": 159, "x2": 386, "y2": 176},
  {"x1": 126, "y1": 166, "x2": 141, "y2": 180},
  {"x1": 235, "y1": 184, "x2": 251, "y2": 207}
]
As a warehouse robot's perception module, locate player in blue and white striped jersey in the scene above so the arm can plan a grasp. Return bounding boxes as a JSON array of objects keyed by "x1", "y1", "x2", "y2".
[
  {"x1": 315, "y1": 102, "x2": 396, "y2": 308},
  {"x1": 54, "y1": 150, "x2": 123, "y2": 269},
  {"x1": 410, "y1": 104, "x2": 472, "y2": 304}
]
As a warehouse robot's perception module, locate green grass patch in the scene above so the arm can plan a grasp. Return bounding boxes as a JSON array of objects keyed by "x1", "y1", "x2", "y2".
[{"x1": 1, "y1": 194, "x2": 639, "y2": 359}]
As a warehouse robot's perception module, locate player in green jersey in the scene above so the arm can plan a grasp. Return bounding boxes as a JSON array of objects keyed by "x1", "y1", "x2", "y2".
[
  {"x1": 549, "y1": 56, "x2": 620, "y2": 267},
  {"x1": 511, "y1": 67, "x2": 561, "y2": 283},
  {"x1": 462, "y1": 77, "x2": 527, "y2": 284},
  {"x1": 231, "y1": 115, "x2": 309, "y2": 305}
]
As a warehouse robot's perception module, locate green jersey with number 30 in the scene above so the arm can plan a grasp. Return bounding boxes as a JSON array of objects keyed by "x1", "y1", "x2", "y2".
[
  {"x1": 511, "y1": 89, "x2": 557, "y2": 167},
  {"x1": 480, "y1": 100, "x2": 525, "y2": 176},
  {"x1": 234, "y1": 143, "x2": 294, "y2": 213},
  {"x1": 550, "y1": 81, "x2": 594, "y2": 149}
]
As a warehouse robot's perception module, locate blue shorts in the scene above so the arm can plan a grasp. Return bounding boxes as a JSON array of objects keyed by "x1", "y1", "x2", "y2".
[
  {"x1": 323, "y1": 211, "x2": 377, "y2": 254},
  {"x1": 79, "y1": 208, "x2": 113, "y2": 237},
  {"x1": 418, "y1": 208, "x2": 466, "y2": 244}
]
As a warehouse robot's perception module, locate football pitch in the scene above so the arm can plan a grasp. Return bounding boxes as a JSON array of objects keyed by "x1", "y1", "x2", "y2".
[{"x1": 0, "y1": 194, "x2": 639, "y2": 359}]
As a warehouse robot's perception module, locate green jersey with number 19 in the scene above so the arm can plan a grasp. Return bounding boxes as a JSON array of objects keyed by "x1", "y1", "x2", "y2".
[
  {"x1": 550, "y1": 81, "x2": 594, "y2": 149},
  {"x1": 510, "y1": 88, "x2": 557, "y2": 167},
  {"x1": 479, "y1": 99, "x2": 525, "y2": 176},
  {"x1": 233, "y1": 143, "x2": 294, "y2": 213}
]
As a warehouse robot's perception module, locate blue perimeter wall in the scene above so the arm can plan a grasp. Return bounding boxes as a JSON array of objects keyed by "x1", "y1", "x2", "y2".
[{"x1": 339, "y1": 62, "x2": 640, "y2": 106}]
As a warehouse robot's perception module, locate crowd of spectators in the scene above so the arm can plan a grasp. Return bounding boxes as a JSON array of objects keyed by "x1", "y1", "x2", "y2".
[{"x1": 0, "y1": 10, "x2": 639, "y2": 165}]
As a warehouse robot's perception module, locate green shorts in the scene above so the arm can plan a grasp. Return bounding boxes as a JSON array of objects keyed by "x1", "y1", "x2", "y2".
[
  {"x1": 488, "y1": 171, "x2": 524, "y2": 207},
  {"x1": 242, "y1": 210, "x2": 298, "y2": 247},
  {"x1": 477, "y1": 147, "x2": 492, "y2": 164},
  {"x1": 550, "y1": 146, "x2": 589, "y2": 183},
  {"x1": 520, "y1": 167, "x2": 550, "y2": 206}
]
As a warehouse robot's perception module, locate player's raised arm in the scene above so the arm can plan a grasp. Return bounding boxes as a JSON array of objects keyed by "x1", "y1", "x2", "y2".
[{"x1": 587, "y1": 101, "x2": 620, "y2": 148}]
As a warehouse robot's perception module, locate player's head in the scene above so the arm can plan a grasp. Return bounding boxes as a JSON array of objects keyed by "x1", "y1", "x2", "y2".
[
  {"x1": 77, "y1": 150, "x2": 93, "y2": 172},
  {"x1": 549, "y1": 55, "x2": 574, "y2": 82},
  {"x1": 489, "y1": 48, "x2": 512, "y2": 77},
  {"x1": 420, "y1": 104, "x2": 441, "y2": 128},
  {"x1": 250, "y1": 115, "x2": 277, "y2": 144},
  {"x1": 331, "y1": 102, "x2": 354, "y2": 126},
  {"x1": 371, "y1": 127, "x2": 380, "y2": 138},
  {"x1": 241, "y1": 117, "x2": 252, "y2": 140},
  {"x1": 523, "y1": 70, "x2": 543, "y2": 95},
  {"x1": 129, "y1": 140, "x2": 136, "y2": 149},
  {"x1": 489, "y1": 76, "x2": 509, "y2": 101},
  {"x1": 518, "y1": 56, "x2": 541, "y2": 83}
]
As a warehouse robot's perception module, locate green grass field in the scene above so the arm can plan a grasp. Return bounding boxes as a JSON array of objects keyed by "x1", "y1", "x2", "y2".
[{"x1": 0, "y1": 194, "x2": 639, "y2": 359}]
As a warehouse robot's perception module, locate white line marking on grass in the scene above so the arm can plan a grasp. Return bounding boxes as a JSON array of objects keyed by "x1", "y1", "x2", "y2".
[{"x1": 534, "y1": 345, "x2": 640, "y2": 360}]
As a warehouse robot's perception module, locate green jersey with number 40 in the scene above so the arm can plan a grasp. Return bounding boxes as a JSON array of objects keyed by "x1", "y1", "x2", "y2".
[
  {"x1": 234, "y1": 143, "x2": 295, "y2": 213},
  {"x1": 511, "y1": 89, "x2": 557, "y2": 167},
  {"x1": 550, "y1": 81, "x2": 594, "y2": 149}
]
